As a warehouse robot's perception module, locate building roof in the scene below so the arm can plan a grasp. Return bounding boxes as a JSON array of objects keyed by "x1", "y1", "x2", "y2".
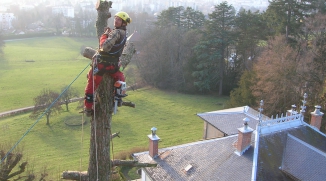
[
  {"x1": 256, "y1": 124, "x2": 326, "y2": 181},
  {"x1": 197, "y1": 106, "x2": 268, "y2": 135},
  {"x1": 133, "y1": 134, "x2": 254, "y2": 181},
  {"x1": 134, "y1": 102, "x2": 326, "y2": 181}
]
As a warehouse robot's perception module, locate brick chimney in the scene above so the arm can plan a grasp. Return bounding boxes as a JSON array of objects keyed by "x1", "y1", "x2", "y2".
[
  {"x1": 310, "y1": 105, "x2": 324, "y2": 130},
  {"x1": 287, "y1": 104, "x2": 298, "y2": 116},
  {"x1": 235, "y1": 117, "x2": 253, "y2": 156},
  {"x1": 148, "y1": 127, "x2": 160, "y2": 158}
]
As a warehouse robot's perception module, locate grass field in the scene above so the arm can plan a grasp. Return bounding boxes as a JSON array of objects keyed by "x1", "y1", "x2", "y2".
[
  {"x1": 0, "y1": 36, "x2": 98, "y2": 112},
  {"x1": 0, "y1": 36, "x2": 229, "y2": 180}
]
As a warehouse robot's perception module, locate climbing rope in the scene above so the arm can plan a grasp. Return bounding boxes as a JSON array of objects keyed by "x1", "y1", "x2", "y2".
[
  {"x1": 0, "y1": 63, "x2": 90, "y2": 164},
  {"x1": 79, "y1": 112, "x2": 85, "y2": 181},
  {"x1": 91, "y1": 59, "x2": 100, "y2": 181},
  {"x1": 110, "y1": 125, "x2": 114, "y2": 175}
]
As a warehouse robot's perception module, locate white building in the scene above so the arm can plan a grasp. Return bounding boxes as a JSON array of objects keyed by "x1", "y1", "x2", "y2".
[
  {"x1": 52, "y1": 6, "x2": 74, "y2": 18},
  {"x1": 0, "y1": 13, "x2": 15, "y2": 30}
]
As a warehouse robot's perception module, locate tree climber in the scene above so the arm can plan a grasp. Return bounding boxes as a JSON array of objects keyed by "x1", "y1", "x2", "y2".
[{"x1": 84, "y1": 11, "x2": 131, "y2": 117}]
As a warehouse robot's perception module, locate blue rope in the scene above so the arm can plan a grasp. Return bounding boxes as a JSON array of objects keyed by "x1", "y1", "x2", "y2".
[{"x1": 0, "y1": 63, "x2": 90, "y2": 164}]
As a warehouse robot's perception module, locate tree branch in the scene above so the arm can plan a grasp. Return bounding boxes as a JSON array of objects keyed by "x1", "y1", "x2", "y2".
[
  {"x1": 111, "y1": 132, "x2": 120, "y2": 139},
  {"x1": 61, "y1": 160, "x2": 157, "y2": 180},
  {"x1": 7, "y1": 162, "x2": 28, "y2": 179},
  {"x1": 61, "y1": 171, "x2": 88, "y2": 181}
]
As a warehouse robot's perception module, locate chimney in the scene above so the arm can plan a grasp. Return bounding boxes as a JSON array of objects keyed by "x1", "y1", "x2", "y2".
[
  {"x1": 148, "y1": 127, "x2": 160, "y2": 158},
  {"x1": 310, "y1": 105, "x2": 324, "y2": 130},
  {"x1": 287, "y1": 104, "x2": 297, "y2": 116},
  {"x1": 235, "y1": 117, "x2": 254, "y2": 156}
]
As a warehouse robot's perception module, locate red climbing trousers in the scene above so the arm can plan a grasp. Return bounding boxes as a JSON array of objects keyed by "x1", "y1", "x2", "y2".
[{"x1": 84, "y1": 61, "x2": 125, "y2": 110}]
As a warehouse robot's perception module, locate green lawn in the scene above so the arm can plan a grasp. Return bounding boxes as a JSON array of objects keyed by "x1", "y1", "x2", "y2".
[
  {"x1": 0, "y1": 36, "x2": 229, "y2": 180},
  {"x1": 0, "y1": 88, "x2": 228, "y2": 180},
  {"x1": 0, "y1": 36, "x2": 97, "y2": 112}
]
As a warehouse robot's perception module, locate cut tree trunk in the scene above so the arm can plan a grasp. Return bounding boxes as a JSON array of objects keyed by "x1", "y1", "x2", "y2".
[
  {"x1": 88, "y1": 1, "x2": 113, "y2": 180},
  {"x1": 61, "y1": 1, "x2": 152, "y2": 180},
  {"x1": 88, "y1": 74, "x2": 114, "y2": 181}
]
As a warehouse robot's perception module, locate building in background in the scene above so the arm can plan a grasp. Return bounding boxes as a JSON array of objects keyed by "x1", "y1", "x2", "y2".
[
  {"x1": 0, "y1": 13, "x2": 15, "y2": 30},
  {"x1": 52, "y1": 6, "x2": 74, "y2": 18}
]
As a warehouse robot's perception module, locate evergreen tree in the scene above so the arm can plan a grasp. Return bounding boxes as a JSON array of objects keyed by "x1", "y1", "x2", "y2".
[
  {"x1": 180, "y1": 7, "x2": 205, "y2": 30},
  {"x1": 264, "y1": 0, "x2": 316, "y2": 40},
  {"x1": 193, "y1": 2, "x2": 236, "y2": 95},
  {"x1": 234, "y1": 9, "x2": 267, "y2": 71},
  {"x1": 227, "y1": 70, "x2": 257, "y2": 108},
  {"x1": 155, "y1": 6, "x2": 184, "y2": 28}
]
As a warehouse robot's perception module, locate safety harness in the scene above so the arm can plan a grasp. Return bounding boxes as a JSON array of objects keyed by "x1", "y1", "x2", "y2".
[{"x1": 93, "y1": 32, "x2": 127, "y2": 76}]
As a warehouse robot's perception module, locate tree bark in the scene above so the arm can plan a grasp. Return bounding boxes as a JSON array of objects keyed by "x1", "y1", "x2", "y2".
[
  {"x1": 88, "y1": 74, "x2": 114, "y2": 181},
  {"x1": 87, "y1": 1, "x2": 113, "y2": 180}
]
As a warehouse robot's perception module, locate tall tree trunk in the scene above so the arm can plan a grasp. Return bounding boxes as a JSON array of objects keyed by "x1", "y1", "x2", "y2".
[
  {"x1": 88, "y1": 1, "x2": 113, "y2": 180},
  {"x1": 88, "y1": 75, "x2": 114, "y2": 181}
]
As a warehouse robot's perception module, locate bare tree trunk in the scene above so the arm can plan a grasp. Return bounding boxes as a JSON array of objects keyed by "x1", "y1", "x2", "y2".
[
  {"x1": 88, "y1": 75, "x2": 114, "y2": 181},
  {"x1": 88, "y1": 1, "x2": 113, "y2": 180}
]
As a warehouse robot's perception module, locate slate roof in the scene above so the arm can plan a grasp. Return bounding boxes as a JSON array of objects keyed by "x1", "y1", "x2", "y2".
[
  {"x1": 256, "y1": 124, "x2": 326, "y2": 181},
  {"x1": 133, "y1": 135, "x2": 254, "y2": 181},
  {"x1": 133, "y1": 105, "x2": 326, "y2": 181},
  {"x1": 197, "y1": 106, "x2": 268, "y2": 135}
]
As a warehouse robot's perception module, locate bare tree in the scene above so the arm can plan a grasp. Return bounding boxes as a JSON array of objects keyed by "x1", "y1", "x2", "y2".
[
  {"x1": 252, "y1": 35, "x2": 307, "y2": 115},
  {"x1": 302, "y1": 13, "x2": 326, "y2": 104},
  {"x1": 30, "y1": 88, "x2": 62, "y2": 125},
  {"x1": 60, "y1": 86, "x2": 79, "y2": 111},
  {"x1": 0, "y1": 145, "x2": 48, "y2": 181}
]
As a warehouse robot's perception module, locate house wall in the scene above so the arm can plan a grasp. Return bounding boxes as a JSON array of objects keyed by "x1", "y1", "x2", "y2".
[
  {"x1": 142, "y1": 169, "x2": 153, "y2": 181},
  {"x1": 203, "y1": 122, "x2": 224, "y2": 139}
]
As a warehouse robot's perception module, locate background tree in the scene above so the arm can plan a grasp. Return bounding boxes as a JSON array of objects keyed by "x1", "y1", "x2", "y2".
[
  {"x1": 264, "y1": 0, "x2": 314, "y2": 41},
  {"x1": 311, "y1": 0, "x2": 326, "y2": 14},
  {"x1": 193, "y1": 2, "x2": 236, "y2": 95},
  {"x1": 0, "y1": 31, "x2": 4, "y2": 54},
  {"x1": 226, "y1": 70, "x2": 257, "y2": 108},
  {"x1": 51, "y1": 13, "x2": 68, "y2": 34},
  {"x1": 302, "y1": 13, "x2": 326, "y2": 104},
  {"x1": 133, "y1": 6, "x2": 206, "y2": 93},
  {"x1": 180, "y1": 7, "x2": 205, "y2": 30},
  {"x1": 137, "y1": 27, "x2": 182, "y2": 89},
  {"x1": 30, "y1": 89, "x2": 62, "y2": 125},
  {"x1": 234, "y1": 9, "x2": 267, "y2": 72},
  {"x1": 222, "y1": 9, "x2": 268, "y2": 95},
  {"x1": 0, "y1": 145, "x2": 48, "y2": 181},
  {"x1": 251, "y1": 36, "x2": 307, "y2": 115},
  {"x1": 60, "y1": 86, "x2": 79, "y2": 111},
  {"x1": 155, "y1": 6, "x2": 184, "y2": 28}
]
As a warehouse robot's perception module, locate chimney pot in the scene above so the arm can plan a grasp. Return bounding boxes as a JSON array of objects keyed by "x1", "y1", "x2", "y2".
[
  {"x1": 243, "y1": 117, "x2": 250, "y2": 130},
  {"x1": 148, "y1": 127, "x2": 160, "y2": 158},
  {"x1": 235, "y1": 117, "x2": 253, "y2": 156},
  {"x1": 287, "y1": 104, "x2": 298, "y2": 116},
  {"x1": 151, "y1": 127, "x2": 157, "y2": 136},
  {"x1": 310, "y1": 105, "x2": 324, "y2": 130},
  {"x1": 313, "y1": 105, "x2": 321, "y2": 114}
]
